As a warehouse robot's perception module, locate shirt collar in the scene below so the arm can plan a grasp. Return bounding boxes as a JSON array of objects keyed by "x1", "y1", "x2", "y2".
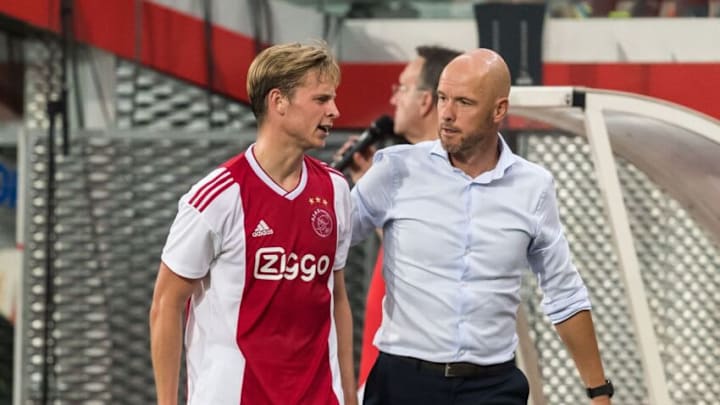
[{"x1": 429, "y1": 134, "x2": 518, "y2": 183}]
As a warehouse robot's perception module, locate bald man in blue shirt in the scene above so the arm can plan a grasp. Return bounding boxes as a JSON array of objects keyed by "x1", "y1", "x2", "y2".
[{"x1": 351, "y1": 49, "x2": 612, "y2": 405}]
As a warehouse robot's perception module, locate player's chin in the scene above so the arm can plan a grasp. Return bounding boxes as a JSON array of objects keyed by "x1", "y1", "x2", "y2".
[{"x1": 309, "y1": 132, "x2": 328, "y2": 148}]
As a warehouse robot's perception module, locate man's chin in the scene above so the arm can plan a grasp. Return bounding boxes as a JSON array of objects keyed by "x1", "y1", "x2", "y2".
[{"x1": 440, "y1": 138, "x2": 459, "y2": 154}]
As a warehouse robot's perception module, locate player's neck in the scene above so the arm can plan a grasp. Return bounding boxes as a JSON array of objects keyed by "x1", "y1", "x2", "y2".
[{"x1": 253, "y1": 138, "x2": 304, "y2": 192}]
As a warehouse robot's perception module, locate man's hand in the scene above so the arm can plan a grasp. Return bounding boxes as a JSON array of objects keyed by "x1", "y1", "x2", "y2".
[{"x1": 333, "y1": 135, "x2": 376, "y2": 184}]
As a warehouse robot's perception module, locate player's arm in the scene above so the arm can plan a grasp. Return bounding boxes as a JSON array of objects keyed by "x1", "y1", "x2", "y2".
[
  {"x1": 333, "y1": 269, "x2": 357, "y2": 405},
  {"x1": 149, "y1": 262, "x2": 199, "y2": 405}
]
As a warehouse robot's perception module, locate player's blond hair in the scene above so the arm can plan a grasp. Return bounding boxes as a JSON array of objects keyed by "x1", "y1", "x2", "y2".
[{"x1": 247, "y1": 42, "x2": 340, "y2": 124}]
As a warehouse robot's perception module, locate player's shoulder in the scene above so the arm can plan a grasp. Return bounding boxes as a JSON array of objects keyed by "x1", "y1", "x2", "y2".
[
  {"x1": 305, "y1": 154, "x2": 348, "y2": 183},
  {"x1": 221, "y1": 150, "x2": 249, "y2": 172},
  {"x1": 185, "y1": 166, "x2": 239, "y2": 214}
]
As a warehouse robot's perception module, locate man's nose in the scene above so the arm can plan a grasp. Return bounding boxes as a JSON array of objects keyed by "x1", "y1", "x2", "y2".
[
  {"x1": 439, "y1": 102, "x2": 454, "y2": 121},
  {"x1": 328, "y1": 101, "x2": 340, "y2": 118}
]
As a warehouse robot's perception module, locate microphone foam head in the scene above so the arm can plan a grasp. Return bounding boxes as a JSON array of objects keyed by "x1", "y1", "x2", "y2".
[{"x1": 373, "y1": 115, "x2": 395, "y2": 136}]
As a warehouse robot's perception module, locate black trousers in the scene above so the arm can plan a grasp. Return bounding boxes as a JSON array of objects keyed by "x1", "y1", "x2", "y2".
[{"x1": 363, "y1": 352, "x2": 529, "y2": 405}]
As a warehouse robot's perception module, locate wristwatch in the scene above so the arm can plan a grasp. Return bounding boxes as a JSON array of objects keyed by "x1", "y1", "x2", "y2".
[{"x1": 586, "y1": 379, "x2": 614, "y2": 399}]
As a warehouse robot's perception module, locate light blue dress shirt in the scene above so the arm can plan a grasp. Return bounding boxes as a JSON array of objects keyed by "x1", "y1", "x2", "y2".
[{"x1": 351, "y1": 136, "x2": 591, "y2": 365}]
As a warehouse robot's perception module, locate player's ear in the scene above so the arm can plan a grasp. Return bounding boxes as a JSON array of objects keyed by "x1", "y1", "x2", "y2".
[{"x1": 268, "y1": 88, "x2": 288, "y2": 116}]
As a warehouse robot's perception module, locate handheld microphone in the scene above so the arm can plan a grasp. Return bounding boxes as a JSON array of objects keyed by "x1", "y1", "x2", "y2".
[{"x1": 332, "y1": 115, "x2": 394, "y2": 171}]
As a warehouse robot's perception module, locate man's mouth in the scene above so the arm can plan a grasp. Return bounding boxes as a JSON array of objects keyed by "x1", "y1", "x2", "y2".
[
  {"x1": 440, "y1": 126, "x2": 459, "y2": 135},
  {"x1": 317, "y1": 125, "x2": 331, "y2": 134}
]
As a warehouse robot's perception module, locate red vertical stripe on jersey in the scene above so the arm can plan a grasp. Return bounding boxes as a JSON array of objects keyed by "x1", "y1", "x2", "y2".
[{"x1": 223, "y1": 154, "x2": 340, "y2": 405}]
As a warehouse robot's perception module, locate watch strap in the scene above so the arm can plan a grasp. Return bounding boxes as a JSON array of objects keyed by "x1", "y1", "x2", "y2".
[{"x1": 586, "y1": 379, "x2": 614, "y2": 399}]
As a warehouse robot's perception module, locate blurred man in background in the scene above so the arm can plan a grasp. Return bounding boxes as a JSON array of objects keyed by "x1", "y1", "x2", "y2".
[{"x1": 333, "y1": 45, "x2": 461, "y2": 393}]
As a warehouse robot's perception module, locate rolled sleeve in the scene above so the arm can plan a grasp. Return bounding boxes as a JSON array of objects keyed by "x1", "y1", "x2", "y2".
[{"x1": 528, "y1": 178, "x2": 592, "y2": 324}]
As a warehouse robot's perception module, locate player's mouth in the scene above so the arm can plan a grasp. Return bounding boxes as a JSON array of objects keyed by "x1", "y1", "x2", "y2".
[{"x1": 317, "y1": 124, "x2": 332, "y2": 135}]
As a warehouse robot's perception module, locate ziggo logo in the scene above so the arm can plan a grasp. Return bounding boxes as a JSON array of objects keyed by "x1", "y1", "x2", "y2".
[{"x1": 253, "y1": 247, "x2": 331, "y2": 281}]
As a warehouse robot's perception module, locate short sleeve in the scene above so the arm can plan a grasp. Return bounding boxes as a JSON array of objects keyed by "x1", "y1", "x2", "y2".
[
  {"x1": 331, "y1": 172, "x2": 352, "y2": 270},
  {"x1": 161, "y1": 197, "x2": 220, "y2": 279},
  {"x1": 161, "y1": 168, "x2": 234, "y2": 279}
]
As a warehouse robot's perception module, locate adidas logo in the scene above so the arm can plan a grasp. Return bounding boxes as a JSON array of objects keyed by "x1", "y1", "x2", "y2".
[{"x1": 251, "y1": 220, "x2": 274, "y2": 237}]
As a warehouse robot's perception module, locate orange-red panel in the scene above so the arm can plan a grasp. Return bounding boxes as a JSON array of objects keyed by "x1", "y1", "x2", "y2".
[{"x1": 2, "y1": 2, "x2": 719, "y2": 127}]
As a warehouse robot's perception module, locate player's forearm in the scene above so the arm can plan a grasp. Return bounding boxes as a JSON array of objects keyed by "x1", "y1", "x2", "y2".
[
  {"x1": 334, "y1": 290, "x2": 357, "y2": 405},
  {"x1": 150, "y1": 301, "x2": 184, "y2": 405},
  {"x1": 554, "y1": 310, "x2": 607, "y2": 388}
]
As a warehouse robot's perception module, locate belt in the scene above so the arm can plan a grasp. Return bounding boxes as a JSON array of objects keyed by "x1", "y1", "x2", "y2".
[{"x1": 384, "y1": 352, "x2": 515, "y2": 378}]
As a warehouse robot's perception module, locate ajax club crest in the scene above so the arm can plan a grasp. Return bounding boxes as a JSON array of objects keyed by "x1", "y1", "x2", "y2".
[
  {"x1": 311, "y1": 208, "x2": 333, "y2": 238},
  {"x1": 309, "y1": 196, "x2": 333, "y2": 238}
]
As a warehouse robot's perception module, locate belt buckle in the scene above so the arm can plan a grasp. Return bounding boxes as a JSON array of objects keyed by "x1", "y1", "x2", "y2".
[{"x1": 444, "y1": 363, "x2": 457, "y2": 378}]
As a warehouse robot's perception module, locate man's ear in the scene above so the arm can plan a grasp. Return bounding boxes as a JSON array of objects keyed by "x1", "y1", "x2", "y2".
[
  {"x1": 419, "y1": 90, "x2": 434, "y2": 117},
  {"x1": 494, "y1": 97, "x2": 509, "y2": 124},
  {"x1": 268, "y1": 89, "x2": 287, "y2": 116}
]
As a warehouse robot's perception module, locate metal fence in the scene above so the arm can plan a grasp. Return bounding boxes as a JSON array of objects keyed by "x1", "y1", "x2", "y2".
[{"x1": 16, "y1": 37, "x2": 719, "y2": 405}]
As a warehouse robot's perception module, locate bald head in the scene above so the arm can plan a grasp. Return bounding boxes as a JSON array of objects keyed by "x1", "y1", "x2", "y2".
[
  {"x1": 444, "y1": 48, "x2": 511, "y2": 101},
  {"x1": 436, "y1": 48, "x2": 512, "y2": 154}
]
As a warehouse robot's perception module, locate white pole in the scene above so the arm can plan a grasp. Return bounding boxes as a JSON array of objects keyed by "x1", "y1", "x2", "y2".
[{"x1": 583, "y1": 94, "x2": 671, "y2": 405}]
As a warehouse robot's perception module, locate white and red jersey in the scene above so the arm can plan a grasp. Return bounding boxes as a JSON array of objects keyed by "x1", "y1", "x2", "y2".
[{"x1": 161, "y1": 144, "x2": 352, "y2": 405}]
